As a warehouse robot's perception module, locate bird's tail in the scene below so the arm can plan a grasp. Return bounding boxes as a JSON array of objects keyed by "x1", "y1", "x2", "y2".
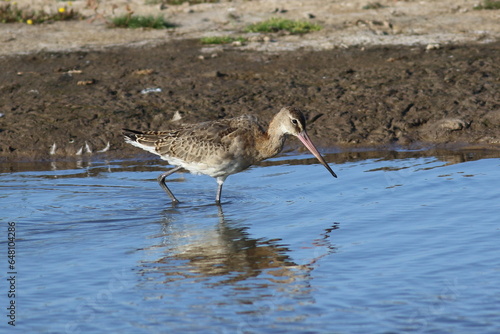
[
  {"x1": 123, "y1": 128, "x2": 160, "y2": 154},
  {"x1": 123, "y1": 128, "x2": 143, "y2": 141}
]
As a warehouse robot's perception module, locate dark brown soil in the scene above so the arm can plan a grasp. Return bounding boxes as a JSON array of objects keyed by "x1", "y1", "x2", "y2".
[{"x1": 1, "y1": 39, "x2": 499, "y2": 161}]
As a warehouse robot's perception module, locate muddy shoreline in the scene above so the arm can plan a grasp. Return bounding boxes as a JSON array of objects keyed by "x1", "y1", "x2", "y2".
[{"x1": 0, "y1": 39, "x2": 499, "y2": 161}]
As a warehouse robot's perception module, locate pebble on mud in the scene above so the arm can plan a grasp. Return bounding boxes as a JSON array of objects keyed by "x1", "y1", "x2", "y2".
[
  {"x1": 436, "y1": 118, "x2": 467, "y2": 131},
  {"x1": 49, "y1": 143, "x2": 57, "y2": 155},
  {"x1": 426, "y1": 43, "x2": 441, "y2": 50},
  {"x1": 97, "y1": 142, "x2": 110, "y2": 153},
  {"x1": 77, "y1": 79, "x2": 96, "y2": 86},
  {"x1": 133, "y1": 69, "x2": 154, "y2": 75},
  {"x1": 140, "y1": 87, "x2": 162, "y2": 94},
  {"x1": 422, "y1": 118, "x2": 468, "y2": 140}
]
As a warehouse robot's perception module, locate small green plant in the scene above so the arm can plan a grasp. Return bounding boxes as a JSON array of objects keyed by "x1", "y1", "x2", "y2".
[
  {"x1": 0, "y1": 3, "x2": 81, "y2": 24},
  {"x1": 145, "y1": 0, "x2": 219, "y2": 4},
  {"x1": 245, "y1": 18, "x2": 322, "y2": 35},
  {"x1": 362, "y1": 2, "x2": 386, "y2": 10},
  {"x1": 200, "y1": 36, "x2": 248, "y2": 45},
  {"x1": 474, "y1": 0, "x2": 500, "y2": 9},
  {"x1": 111, "y1": 14, "x2": 175, "y2": 29}
]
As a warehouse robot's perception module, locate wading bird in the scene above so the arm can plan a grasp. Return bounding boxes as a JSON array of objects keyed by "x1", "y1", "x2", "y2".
[{"x1": 123, "y1": 106, "x2": 337, "y2": 204}]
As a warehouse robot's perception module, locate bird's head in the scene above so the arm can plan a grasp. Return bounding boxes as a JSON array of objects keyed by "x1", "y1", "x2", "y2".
[{"x1": 276, "y1": 106, "x2": 337, "y2": 178}]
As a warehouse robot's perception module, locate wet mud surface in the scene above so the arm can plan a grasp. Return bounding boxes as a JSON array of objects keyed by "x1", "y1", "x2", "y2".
[{"x1": 1, "y1": 39, "x2": 499, "y2": 160}]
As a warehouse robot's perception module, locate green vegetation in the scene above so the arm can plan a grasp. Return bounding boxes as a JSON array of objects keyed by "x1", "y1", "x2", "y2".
[
  {"x1": 245, "y1": 18, "x2": 322, "y2": 35},
  {"x1": 145, "y1": 0, "x2": 219, "y2": 5},
  {"x1": 110, "y1": 14, "x2": 175, "y2": 29},
  {"x1": 474, "y1": 0, "x2": 500, "y2": 10},
  {"x1": 200, "y1": 36, "x2": 248, "y2": 45},
  {"x1": 362, "y1": 2, "x2": 386, "y2": 10},
  {"x1": 0, "y1": 3, "x2": 81, "y2": 24}
]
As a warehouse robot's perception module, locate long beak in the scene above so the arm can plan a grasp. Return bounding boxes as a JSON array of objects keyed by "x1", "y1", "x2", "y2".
[{"x1": 297, "y1": 131, "x2": 337, "y2": 178}]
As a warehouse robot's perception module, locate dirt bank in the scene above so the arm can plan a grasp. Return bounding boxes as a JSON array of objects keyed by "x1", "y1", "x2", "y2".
[
  {"x1": 1, "y1": 39, "x2": 499, "y2": 160},
  {"x1": 0, "y1": 1, "x2": 499, "y2": 161}
]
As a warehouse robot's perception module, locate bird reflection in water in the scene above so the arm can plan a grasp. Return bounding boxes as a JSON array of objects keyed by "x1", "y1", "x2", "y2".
[{"x1": 138, "y1": 207, "x2": 339, "y2": 287}]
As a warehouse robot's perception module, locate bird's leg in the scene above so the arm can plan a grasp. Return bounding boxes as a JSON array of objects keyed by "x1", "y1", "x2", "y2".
[
  {"x1": 157, "y1": 166, "x2": 183, "y2": 204},
  {"x1": 215, "y1": 177, "x2": 225, "y2": 205}
]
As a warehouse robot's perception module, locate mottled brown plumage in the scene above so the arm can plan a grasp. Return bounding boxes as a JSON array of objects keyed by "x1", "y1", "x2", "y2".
[{"x1": 123, "y1": 106, "x2": 336, "y2": 204}]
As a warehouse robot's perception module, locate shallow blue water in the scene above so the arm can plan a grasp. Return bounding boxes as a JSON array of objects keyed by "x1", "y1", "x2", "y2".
[{"x1": 1, "y1": 150, "x2": 499, "y2": 333}]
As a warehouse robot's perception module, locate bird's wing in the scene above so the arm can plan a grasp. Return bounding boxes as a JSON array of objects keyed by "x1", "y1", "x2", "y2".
[
  {"x1": 153, "y1": 117, "x2": 252, "y2": 163},
  {"x1": 124, "y1": 115, "x2": 264, "y2": 163}
]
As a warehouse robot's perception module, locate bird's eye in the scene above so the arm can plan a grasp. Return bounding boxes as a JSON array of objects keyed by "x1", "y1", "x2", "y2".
[{"x1": 291, "y1": 119, "x2": 298, "y2": 125}]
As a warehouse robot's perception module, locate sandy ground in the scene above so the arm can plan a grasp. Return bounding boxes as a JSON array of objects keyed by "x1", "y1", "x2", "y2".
[
  {"x1": 0, "y1": 0, "x2": 499, "y2": 160},
  {"x1": 2, "y1": 0, "x2": 500, "y2": 55}
]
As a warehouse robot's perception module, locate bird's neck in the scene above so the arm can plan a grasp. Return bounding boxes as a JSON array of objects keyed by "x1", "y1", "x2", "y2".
[{"x1": 256, "y1": 119, "x2": 287, "y2": 160}]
